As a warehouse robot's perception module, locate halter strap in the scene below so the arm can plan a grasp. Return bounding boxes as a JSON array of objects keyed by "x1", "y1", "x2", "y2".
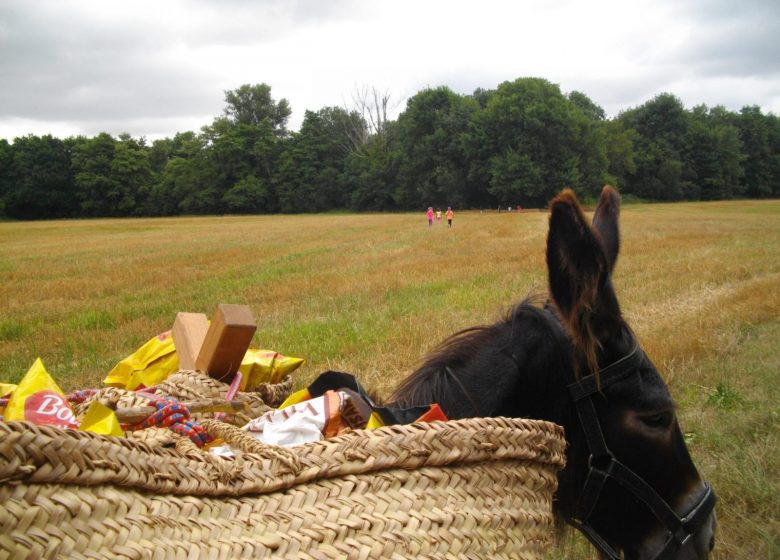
[
  {"x1": 567, "y1": 346, "x2": 717, "y2": 560},
  {"x1": 568, "y1": 344, "x2": 643, "y2": 401},
  {"x1": 539, "y1": 304, "x2": 715, "y2": 557}
]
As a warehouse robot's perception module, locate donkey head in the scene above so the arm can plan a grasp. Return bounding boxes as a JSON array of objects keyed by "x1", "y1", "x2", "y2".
[{"x1": 546, "y1": 186, "x2": 716, "y2": 559}]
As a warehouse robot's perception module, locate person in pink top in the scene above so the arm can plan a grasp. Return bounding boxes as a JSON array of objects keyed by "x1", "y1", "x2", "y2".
[{"x1": 426, "y1": 207, "x2": 434, "y2": 227}]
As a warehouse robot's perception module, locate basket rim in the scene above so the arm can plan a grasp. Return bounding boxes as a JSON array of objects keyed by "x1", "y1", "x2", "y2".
[{"x1": 0, "y1": 416, "x2": 566, "y2": 498}]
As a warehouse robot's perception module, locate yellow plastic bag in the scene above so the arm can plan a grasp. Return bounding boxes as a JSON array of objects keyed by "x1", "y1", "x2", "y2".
[
  {"x1": 104, "y1": 330, "x2": 179, "y2": 390},
  {"x1": 278, "y1": 387, "x2": 312, "y2": 409},
  {"x1": 4, "y1": 358, "x2": 79, "y2": 428},
  {"x1": 0, "y1": 383, "x2": 17, "y2": 398},
  {"x1": 105, "y1": 328, "x2": 303, "y2": 391},
  {"x1": 239, "y1": 350, "x2": 305, "y2": 390},
  {"x1": 79, "y1": 401, "x2": 124, "y2": 437}
]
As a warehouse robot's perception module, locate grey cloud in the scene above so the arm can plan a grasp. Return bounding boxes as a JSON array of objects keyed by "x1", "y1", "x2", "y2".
[
  {"x1": 0, "y1": 0, "x2": 362, "y2": 135},
  {"x1": 681, "y1": 21, "x2": 780, "y2": 78},
  {"x1": 1, "y1": 0, "x2": 778, "y2": 140},
  {"x1": 663, "y1": 0, "x2": 780, "y2": 77},
  {"x1": 670, "y1": 0, "x2": 780, "y2": 24},
  {"x1": 0, "y1": 3, "x2": 213, "y2": 124}
]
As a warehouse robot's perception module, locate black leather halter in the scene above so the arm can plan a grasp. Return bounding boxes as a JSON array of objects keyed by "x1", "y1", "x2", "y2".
[{"x1": 567, "y1": 345, "x2": 717, "y2": 560}]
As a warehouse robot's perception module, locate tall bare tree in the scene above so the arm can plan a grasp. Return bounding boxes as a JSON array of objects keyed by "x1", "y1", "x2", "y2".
[{"x1": 343, "y1": 85, "x2": 403, "y2": 156}]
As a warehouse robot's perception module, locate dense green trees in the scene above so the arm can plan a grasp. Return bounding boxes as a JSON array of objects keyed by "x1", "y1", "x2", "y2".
[
  {"x1": 223, "y1": 84, "x2": 292, "y2": 133},
  {"x1": 2, "y1": 134, "x2": 76, "y2": 219},
  {"x1": 619, "y1": 94, "x2": 690, "y2": 200},
  {"x1": 737, "y1": 106, "x2": 780, "y2": 198},
  {"x1": 479, "y1": 79, "x2": 585, "y2": 205},
  {"x1": 1, "y1": 80, "x2": 779, "y2": 219},
  {"x1": 71, "y1": 133, "x2": 151, "y2": 216},
  {"x1": 394, "y1": 87, "x2": 478, "y2": 208},
  {"x1": 277, "y1": 107, "x2": 356, "y2": 212},
  {"x1": 685, "y1": 105, "x2": 744, "y2": 200}
]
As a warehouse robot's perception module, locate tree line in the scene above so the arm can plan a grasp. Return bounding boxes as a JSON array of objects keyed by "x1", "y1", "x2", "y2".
[{"x1": 1, "y1": 78, "x2": 779, "y2": 220}]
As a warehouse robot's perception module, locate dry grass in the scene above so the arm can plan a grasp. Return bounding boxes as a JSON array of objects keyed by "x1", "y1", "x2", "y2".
[{"x1": 1, "y1": 199, "x2": 778, "y2": 558}]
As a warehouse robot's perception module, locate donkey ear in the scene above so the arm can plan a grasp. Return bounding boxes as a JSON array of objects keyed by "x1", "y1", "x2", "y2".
[
  {"x1": 546, "y1": 189, "x2": 610, "y2": 322},
  {"x1": 592, "y1": 185, "x2": 621, "y2": 272}
]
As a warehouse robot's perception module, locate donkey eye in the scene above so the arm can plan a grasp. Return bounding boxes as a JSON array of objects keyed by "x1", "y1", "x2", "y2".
[{"x1": 638, "y1": 412, "x2": 673, "y2": 429}]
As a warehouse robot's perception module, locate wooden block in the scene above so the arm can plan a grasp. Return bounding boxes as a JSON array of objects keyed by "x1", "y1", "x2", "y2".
[
  {"x1": 196, "y1": 304, "x2": 257, "y2": 382},
  {"x1": 172, "y1": 312, "x2": 209, "y2": 371}
]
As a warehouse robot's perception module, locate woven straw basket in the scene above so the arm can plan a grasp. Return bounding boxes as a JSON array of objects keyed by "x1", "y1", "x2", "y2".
[{"x1": 0, "y1": 416, "x2": 566, "y2": 560}]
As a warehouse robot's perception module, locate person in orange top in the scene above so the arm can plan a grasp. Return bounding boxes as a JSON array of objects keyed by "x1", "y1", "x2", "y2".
[{"x1": 445, "y1": 207, "x2": 454, "y2": 228}]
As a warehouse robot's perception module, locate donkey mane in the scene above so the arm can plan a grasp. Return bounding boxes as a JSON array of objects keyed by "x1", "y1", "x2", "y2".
[
  {"x1": 391, "y1": 323, "x2": 499, "y2": 416},
  {"x1": 391, "y1": 295, "x2": 572, "y2": 417}
]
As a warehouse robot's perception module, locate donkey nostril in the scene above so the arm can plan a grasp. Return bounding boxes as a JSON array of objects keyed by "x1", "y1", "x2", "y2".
[{"x1": 709, "y1": 534, "x2": 715, "y2": 552}]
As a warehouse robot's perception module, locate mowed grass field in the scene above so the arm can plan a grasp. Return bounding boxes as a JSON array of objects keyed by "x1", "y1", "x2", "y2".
[{"x1": 1, "y1": 199, "x2": 778, "y2": 558}]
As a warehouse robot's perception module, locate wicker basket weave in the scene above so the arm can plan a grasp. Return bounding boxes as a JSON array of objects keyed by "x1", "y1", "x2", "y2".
[
  {"x1": 71, "y1": 371, "x2": 295, "y2": 425},
  {"x1": 0, "y1": 416, "x2": 566, "y2": 559}
]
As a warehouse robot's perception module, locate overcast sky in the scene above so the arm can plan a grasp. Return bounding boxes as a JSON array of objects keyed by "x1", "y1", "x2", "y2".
[{"x1": 1, "y1": 0, "x2": 779, "y2": 142}]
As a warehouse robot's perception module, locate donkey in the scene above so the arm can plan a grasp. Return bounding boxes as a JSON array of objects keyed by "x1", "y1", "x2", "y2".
[{"x1": 391, "y1": 186, "x2": 717, "y2": 559}]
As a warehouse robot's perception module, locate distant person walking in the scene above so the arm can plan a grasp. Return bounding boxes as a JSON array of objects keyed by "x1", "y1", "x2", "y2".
[
  {"x1": 436, "y1": 209, "x2": 442, "y2": 222},
  {"x1": 427, "y1": 207, "x2": 434, "y2": 228},
  {"x1": 446, "y1": 207, "x2": 454, "y2": 228}
]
